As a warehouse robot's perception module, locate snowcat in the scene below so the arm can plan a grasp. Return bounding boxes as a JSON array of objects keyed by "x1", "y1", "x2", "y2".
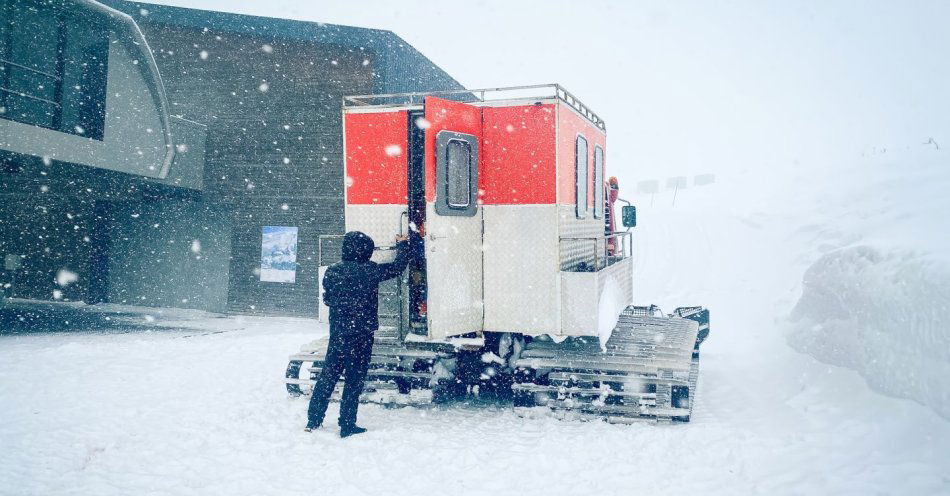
[{"x1": 285, "y1": 84, "x2": 710, "y2": 423}]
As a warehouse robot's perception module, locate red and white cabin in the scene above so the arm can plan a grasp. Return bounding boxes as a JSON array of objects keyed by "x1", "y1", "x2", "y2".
[{"x1": 336, "y1": 85, "x2": 632, "y2": 341}]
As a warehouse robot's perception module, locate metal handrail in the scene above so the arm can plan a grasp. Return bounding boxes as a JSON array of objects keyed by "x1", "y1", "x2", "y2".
[
  {"x1": 0, "y1": 59, "x2": 62, "y2": 81},
  {"x1": 344, "y1": 83, "x2": 553, "y2": 105},
  {"x1": 560, "y1": 232, "x2": 632, "y2": 272},
  {"x1": 0, "y1": 87, "x2": 62, "y2": 107},
  {"x1": 343, "y1": 83, "x2": 606, "y2": 131},
  {"x1": 0, "y1": 59, "x2": 63, "y2": 108}
]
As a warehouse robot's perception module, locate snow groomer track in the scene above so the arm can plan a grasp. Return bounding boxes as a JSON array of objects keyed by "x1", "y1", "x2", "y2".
[
  {"x1": 285, "y1": 325, "x2": 456, "y2": 407},
  {"x1": 513, "y1": 306, "x2": 707, "y2": 423},
  {"x1": 286, "y1": 306, "x2": 708, "y2": 423}
]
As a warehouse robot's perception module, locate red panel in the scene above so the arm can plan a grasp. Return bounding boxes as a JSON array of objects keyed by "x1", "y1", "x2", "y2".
[
  {"x1": 557, "y1": 103, "x2": 607, "y2": 206},
  {"x1": 345, "y1": 111, "x2": 409, "y2": 205},
  {"x1": 424, "y1": 97, "x2": 483, "y2": 202},
  {"x1": 481, "y1": 104, "x2": 557, "y2": 204}
]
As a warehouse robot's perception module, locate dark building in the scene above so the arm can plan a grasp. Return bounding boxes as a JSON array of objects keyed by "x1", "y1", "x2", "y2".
[{"x1": 0, "y1": 0, "x2": 463, "y2": 317}]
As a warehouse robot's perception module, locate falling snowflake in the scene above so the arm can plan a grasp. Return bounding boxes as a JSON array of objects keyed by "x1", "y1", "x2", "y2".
[
  {"x1": 385, "y1": 144, "x2": 402, "y2": 157},
  {"x1": 199, "y1": 50, "x2": 209, "y2": 60},
  {"x1": 414, "y1": 117, "x2": 431, "y2": 130},
  {"x1": 55, "y1": 269, "x2": 78, "y2": 287},
  {"x1": 261, "y1": 44, "x2": 273, "y2": 53},
  {"x1": 258, "y1": 82, "x2": 269, "y2": 93},
  {"x1": 190, "y1": 240, "x2": 201, "y2": 254}
]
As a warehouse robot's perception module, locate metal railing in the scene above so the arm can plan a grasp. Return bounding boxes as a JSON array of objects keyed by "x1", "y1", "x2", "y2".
[
  {"x1": 560, "y1": 232, "x2": 632, "y2": 272},
  {"x1": 343, "y1": 83, "x2": 606, "y2": 131},
  {"x1": 0, "y1": 59, "x2": 63, "y2": 108}
]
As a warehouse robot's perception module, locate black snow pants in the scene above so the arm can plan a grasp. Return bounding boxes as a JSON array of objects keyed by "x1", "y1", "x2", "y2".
[{"x1": 307, "y1": 330, "x2": 374, "y2": 428}]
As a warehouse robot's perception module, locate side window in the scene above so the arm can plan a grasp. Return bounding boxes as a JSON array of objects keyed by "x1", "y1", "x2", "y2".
[
  {"x1": 435, "y1": 130, "x2": 479, "y2": 216},
  {"x1": 575, "y1": 135, "x2": 588, "y2": 219},
  {"x1": 593, "y1": 146, "x2": 605, "y2": 219},
  {"x1": 446, "y1": 140, "x2": 472, "y2": 208}
]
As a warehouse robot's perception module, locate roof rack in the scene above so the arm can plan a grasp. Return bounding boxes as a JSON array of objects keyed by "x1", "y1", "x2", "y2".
[{"x1": 343, "y1": 83, "x2": 605, "y2": 131}]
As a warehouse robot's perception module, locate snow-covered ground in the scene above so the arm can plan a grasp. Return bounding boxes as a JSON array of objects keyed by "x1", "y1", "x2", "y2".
[
  {"x1": 2, "y1": 308, "x2": 947, "y2": 496},
  {"x1": 2, "y1": 147, "x2": 949, "y2": 495}
]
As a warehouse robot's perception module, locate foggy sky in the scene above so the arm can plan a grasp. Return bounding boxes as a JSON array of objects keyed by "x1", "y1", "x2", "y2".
[{"x1": 147, "y1": 0, "x2": 950, "y2": 186}]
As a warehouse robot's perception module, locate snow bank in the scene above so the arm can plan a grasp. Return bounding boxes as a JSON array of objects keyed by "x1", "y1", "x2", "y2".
[
  {"x1": 788, "y1": 246, "x2": 950, "y2": 418},
  {"x1": 784, "y1": 148, "x2": 950, "y2": 419}
]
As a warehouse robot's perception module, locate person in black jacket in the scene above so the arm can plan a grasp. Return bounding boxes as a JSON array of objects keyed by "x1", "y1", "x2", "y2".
[{"x1": 306, "y1": 231, "x2": 410, "y2": 437}]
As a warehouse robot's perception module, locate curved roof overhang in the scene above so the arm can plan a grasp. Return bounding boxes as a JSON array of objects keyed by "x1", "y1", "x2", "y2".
[{"x1": 68, "y1": 0, "x2": 175, "y2": 178}]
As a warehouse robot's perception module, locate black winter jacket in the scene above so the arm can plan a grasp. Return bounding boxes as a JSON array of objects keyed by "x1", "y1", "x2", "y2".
[{"x1": 322, "y1": 231, "x2": 409, "y2": 335}]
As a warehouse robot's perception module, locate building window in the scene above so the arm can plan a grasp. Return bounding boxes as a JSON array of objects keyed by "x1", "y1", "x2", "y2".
[
  {"x1": 0, "y1": 0, "x2": 109, "y2": 140},
  {"x1": 593, "y1": 145, "x2": 605, "y2": 219},
  {"x1": 435, "y1": 130, "x2": 479, "y2": 216},
  {"x1": 575, "y1": 135, "x2": 588, "y2": 219}
]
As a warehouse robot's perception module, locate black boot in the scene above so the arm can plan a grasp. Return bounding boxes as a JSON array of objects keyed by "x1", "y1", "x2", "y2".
[
  {"x1": 340, "y1": 425, "x2": 367, "y2": 438},
  {"x1": 304, "y1": 422, "x2": 322, "y2": 432}
]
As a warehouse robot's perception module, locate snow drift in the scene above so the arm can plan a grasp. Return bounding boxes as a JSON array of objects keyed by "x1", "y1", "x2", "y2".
[
  {"x1": 784, "y1": 148, "x2": 950, "y2": 419},
  {"x1": 789, "y1": 246, "x2": 950, "y2": 419}
]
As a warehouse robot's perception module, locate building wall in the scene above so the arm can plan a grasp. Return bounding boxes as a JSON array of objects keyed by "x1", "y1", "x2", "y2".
[
  {"x1": 115, "y1": 5, "x2": 466, "y2": 317},
  {"x1": 0, "y1": 190, "x2": 95, "y2": 302},
  {"x1": 107, "y1": 199, "x2": 231, "y2": 312},
  {"x1": 126, "y1": 24, "x2": 375, "y2": 317},
  {"x1": 4, "y1": 1, "x2": 466, "y2": 318},
  {"x1": 0, "y1": 152, "x2": 196, "y2": 303}
]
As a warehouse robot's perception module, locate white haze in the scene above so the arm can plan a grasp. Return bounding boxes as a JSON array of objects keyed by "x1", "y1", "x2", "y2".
[{"x1": 150, "y1": 0, "x2": 950, "y2": 184}]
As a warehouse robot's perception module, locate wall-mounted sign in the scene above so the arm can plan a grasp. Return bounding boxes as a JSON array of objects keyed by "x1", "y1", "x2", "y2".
[{"x1": 260, "y1": 226, "x2": 298, "y2": 283}]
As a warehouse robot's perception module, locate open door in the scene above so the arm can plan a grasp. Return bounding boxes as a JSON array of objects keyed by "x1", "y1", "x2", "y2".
[{"x1": 423, "y1": 97, "x2": 483, "y2": 339}]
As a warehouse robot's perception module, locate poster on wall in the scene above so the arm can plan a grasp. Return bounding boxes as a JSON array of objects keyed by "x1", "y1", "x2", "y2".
[{"x1": 260, "y1": 226, "x2": 298, "y2": 283}]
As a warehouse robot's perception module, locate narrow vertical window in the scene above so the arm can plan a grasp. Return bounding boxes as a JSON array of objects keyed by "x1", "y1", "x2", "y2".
[
  {"x1": 593, "y1": 145, "x2": 605, "y2": 219},
  {"x1": 435, "y1": 130, "x2": 478, "y2": 216},
  {"x1": 446, "y1": 140, "x2": 472, "y2": 208},
  {"x1": 575, "y1": 135, "x2": 588, "y2": 219}
]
